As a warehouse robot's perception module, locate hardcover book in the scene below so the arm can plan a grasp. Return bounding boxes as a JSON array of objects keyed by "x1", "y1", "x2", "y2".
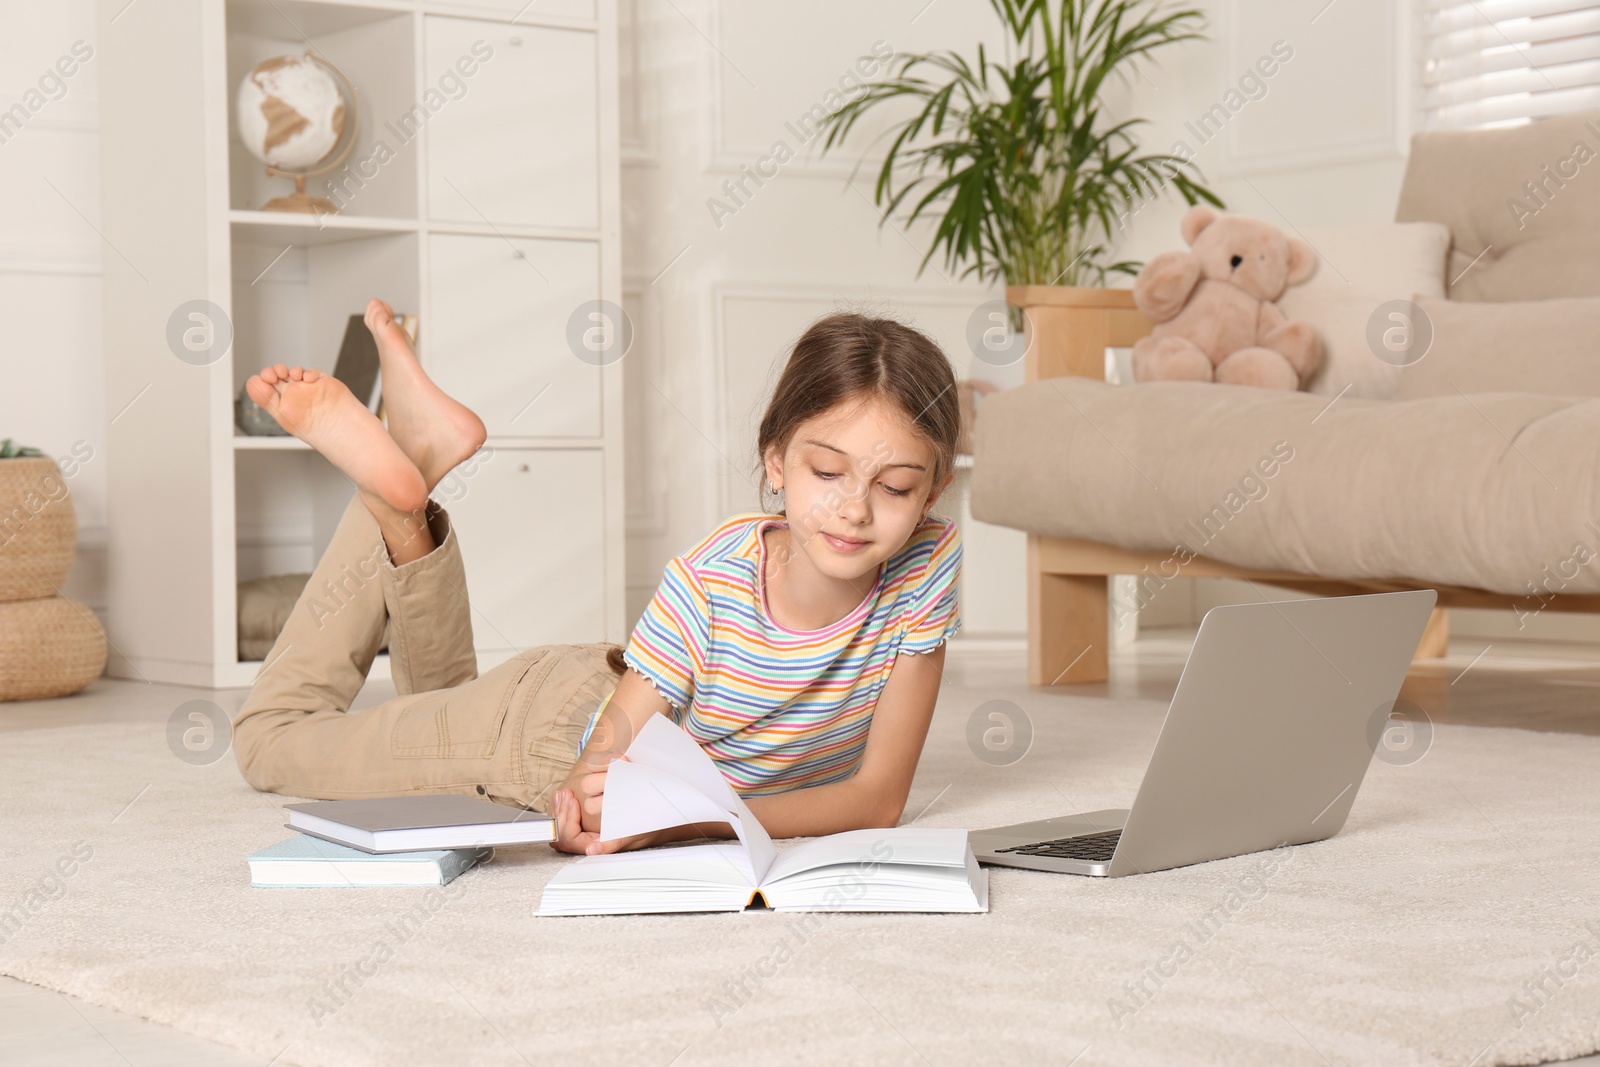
[
  {"x1": 537, "y1": 715, "x2": 987, "y2": 915},
  {"x1": 284, "y1": 794, "x2": 554, "y2": 854},
  {"x1": 331, "y1": 311, "x2": 415, "y2": 417},
  {"x1": 248, "y1": 833, "x2": 490, "y2": 888}
]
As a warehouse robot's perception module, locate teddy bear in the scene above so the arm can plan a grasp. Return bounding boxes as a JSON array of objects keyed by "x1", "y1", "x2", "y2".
[{"x1": 1130, "y1": 205, "x2": 1321, "y2": 391}]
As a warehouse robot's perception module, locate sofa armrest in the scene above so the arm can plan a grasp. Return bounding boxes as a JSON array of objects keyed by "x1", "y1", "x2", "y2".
[{"x1": 1005, "y1": 285, "x2": 1154, "y2": 384}]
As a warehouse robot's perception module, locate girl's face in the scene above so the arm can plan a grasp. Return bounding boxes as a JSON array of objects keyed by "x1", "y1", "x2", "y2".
[{"x1": 763, "y1": 393, "x2": 949, "y2": 584}]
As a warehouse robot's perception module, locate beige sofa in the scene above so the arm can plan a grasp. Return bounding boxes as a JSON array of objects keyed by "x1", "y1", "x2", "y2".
[{"x1": 971, "y1": 111, "x2": 1600, "y2": 685}]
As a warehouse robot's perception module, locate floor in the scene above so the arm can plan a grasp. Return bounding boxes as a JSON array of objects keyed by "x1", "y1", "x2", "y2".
[{"x1": 3, "y1": 627, "x2": 1600, "y2": 1067}]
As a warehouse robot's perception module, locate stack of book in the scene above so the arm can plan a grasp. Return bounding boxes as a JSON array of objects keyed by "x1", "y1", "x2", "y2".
[
  {"x1": 247, "y1": 794, "x2": 555, "y2": 888},
  {"x1": 243, "y1": 726, "x2": 987, "y2": 914}
]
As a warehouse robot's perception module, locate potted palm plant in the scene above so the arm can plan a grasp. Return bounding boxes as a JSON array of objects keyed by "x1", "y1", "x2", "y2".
[{"x1": 820, "y1": 0, "x2": 1222, "y2": 371}]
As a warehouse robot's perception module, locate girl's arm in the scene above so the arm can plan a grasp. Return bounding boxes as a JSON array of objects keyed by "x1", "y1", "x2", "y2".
[
  {"x1": 744, "y1": 643, "x2": 945, "y2": 837},
  {"x1": 551, "y1": 669, "x2": 673, "y2": 852},
  {"x1": 553, "y1": 644, "x2": 945, "y2": 851}
]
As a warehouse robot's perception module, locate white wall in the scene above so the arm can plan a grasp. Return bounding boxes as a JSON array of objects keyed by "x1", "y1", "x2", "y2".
[
  {"x1": 614, "y1": 0, "x2": 1421, "y2": 638},
  {"x1": 1092, "y1": 0, "x2": 1588, "y2": 644},
  {"x1": 614, "y1": 0, "x2": 1011, "y2": 628},
  {"x1": 7, "y1": 0, "x2": 1584, "y2": 648},
  {"x1": 1103, "y1": 0, "x2": 1416, "y2": 631},
  {"x1": 0, "y1": 2, "x2": 105, "y2": 614}
]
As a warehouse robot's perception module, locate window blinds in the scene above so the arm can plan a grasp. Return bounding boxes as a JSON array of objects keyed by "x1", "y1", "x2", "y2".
[{"x1": 1422, "y1": 0, "x2": 1600, "y2": 128}]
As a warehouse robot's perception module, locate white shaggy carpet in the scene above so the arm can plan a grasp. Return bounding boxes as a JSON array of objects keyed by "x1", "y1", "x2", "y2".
[{"x1": 2, "y1": 673, "x2": 1598, "y2": 1067}]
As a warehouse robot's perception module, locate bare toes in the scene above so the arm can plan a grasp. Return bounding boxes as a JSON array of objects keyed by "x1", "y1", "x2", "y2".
[
  {"x1": 303, "y1": 368, "x2": 321, "y2": 382},
  {"x1": 245, "y1": 375, "x2": 275, "y2": 408},
  {"x1": 274, "y1": 363, "x2": 289, "y2": 380},
  {"x1": 288, "y1": 366, "x2": 305, "y2": 381}
]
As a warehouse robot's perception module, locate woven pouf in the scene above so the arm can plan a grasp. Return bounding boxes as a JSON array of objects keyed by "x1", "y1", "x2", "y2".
[
  {"x1": 0, "y1": 456, "x2": 76, "y2": 602},
  {"x1": 0, "y1": 595, "x2": 108, "y2": 701}
]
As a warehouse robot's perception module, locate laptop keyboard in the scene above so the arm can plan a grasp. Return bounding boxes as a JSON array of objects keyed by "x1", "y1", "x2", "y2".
[{"x1": 994, "y1": 828, "x2": 1122, "y2": 862}]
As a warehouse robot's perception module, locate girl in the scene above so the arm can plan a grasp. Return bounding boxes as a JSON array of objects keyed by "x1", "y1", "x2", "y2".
[{"x1": 233, "y1": 302, "x2": 963, "y2": 856}]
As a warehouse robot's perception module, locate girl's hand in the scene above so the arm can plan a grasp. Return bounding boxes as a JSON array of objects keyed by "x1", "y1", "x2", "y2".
[
  {"x1": 549, "y1": 787, "x2": 657, "y2": 855},
  {"x1": 564, "y1": 754, "x2": 627, "y2": 835}
]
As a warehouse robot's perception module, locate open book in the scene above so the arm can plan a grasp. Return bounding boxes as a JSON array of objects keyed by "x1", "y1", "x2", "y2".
[{"x1": 536, "y1": 715, "x2": 988, "y2": 915}]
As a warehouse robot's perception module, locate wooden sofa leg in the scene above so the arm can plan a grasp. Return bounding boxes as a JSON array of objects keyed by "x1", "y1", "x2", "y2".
[
  {"x1": 1029, "y1": 548, "x2": 1109, "y2": 684},
  {"x1": 1414, "y1": 607, "x2": 1449, "y2": 659}
]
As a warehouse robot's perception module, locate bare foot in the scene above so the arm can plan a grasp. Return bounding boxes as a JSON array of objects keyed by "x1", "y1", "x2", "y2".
[
  {"x1": 246, "y1": 366, "x2": 429, "y2": 521},
  {"x1": 363, "y1": 299, "x2": 487, "y2": 492}
]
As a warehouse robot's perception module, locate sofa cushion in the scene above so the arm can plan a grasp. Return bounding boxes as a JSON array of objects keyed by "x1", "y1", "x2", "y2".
[
  {"x1": 970, "y1": 378, "x2": 1600, "y2": 597},
  {"x1": 1391, "y1": 295, "x2": 1600, "y2": 400},
  {"x1": 1282, "y1": 287, "x2": 1409, "y2": 401},
  {"x1": 1395, "y1": 109, "x2": 1600, "y2": 302},
  {"x1": 1277, "y1": 222, "x2": 1451, "y2": 400},
  {"x1": 1288, "y1": 222, "x2": 1452, "y2": 301}
]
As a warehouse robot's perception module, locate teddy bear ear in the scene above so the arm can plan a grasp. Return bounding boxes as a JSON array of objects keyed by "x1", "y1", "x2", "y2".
[
  {"x1": 1179, "y1": 204, "x2": 1221, "y2": 246},
  {"x1": 1285, "y1": 237, "x2": 1318, "y2": 286}
]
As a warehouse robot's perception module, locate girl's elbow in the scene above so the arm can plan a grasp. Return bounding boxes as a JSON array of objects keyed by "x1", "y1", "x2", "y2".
[
  {"x1": 862, "y1": 790, "x2": 906, "y2": 829},
  {"x1": 847, "y1": 771, "x2": 909, "y2": 828}
]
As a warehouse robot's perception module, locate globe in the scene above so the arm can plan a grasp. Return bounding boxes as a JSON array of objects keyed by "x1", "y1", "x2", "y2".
[{"x1": 235, "y1": 52, "x2": 359, "y2": 214}]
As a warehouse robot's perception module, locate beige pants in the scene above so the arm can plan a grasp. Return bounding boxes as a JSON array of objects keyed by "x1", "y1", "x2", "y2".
[{"x1": 232, "y1": 495, "x2": 620, "y2": 812}]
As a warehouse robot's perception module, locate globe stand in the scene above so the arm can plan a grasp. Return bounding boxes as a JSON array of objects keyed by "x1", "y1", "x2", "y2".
[
  {"x1": 260, "y1": 170, "x2": 339, "y2": 215},
  {"x1": 244, "y1": 53, "x2": 361, "y2": 218}
]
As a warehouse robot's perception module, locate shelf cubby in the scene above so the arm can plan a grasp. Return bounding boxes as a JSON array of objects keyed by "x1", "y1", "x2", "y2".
[
  {"x1": 99, "y1": 0, "x2": 624, "y2": 687},
  {"x1": 225, "y1": 0, "x2": 419, "y2": 220}
]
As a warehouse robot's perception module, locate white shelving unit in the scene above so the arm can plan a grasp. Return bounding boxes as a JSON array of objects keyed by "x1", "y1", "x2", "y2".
[{"x1": 98, "y1": 0, "x2": 625, "y2": 687}]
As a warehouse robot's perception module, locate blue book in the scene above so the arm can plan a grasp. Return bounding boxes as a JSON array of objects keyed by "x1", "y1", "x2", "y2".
[{"x1": 248, "y1": 834, "x2": 491, "y2": 888}]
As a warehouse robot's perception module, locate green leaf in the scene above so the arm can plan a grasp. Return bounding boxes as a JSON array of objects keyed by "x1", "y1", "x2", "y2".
[
  {"x1": 817, "y1": 0, "x2": 1223, "y2": 289},
  {"x1": 0, "y1": 439, "x2": 47, "y2": 458}
]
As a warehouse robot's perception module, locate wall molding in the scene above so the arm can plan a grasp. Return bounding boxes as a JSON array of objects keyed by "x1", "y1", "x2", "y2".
[
  {"x1": 1, "y1": 101, "x2": 98, "y2": 135},
  {"x1": 703, "y1": 0, "x2": 891, "y2": 179},
  {"x1": 1211, "y1": 0, "x2": 1410, "y2": 179},
  {"x1": 617, "y1": 0, "x2": 657, "y2": 166},
  {"x1": 0, "y1": 244, "x2": 101, "y2": 276},
  {"x1": 54, "y1": 522, "x2": 107, "y2": 614},
  {"x1": 620, "y1": 274, "x2": 669, "y2": 542}
]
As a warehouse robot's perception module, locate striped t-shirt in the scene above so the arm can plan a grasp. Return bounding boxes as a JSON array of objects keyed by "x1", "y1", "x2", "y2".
[{"x1": 623, "y1": 512, "x2": 962, "y2": 797}]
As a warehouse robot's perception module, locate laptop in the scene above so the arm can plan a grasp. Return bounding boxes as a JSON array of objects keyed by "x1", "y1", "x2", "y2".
[{"x1": 971, "y1": 588, "x2": 1438, "y2": 877}]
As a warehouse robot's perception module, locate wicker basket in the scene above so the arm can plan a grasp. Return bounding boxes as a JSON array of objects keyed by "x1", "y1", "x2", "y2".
[
  {"x1": 0, "y1": 456, "x2": 76, "y2": 602},
  {"x1": 0, "y1": 595, "x2": 108, "y2": 701}
]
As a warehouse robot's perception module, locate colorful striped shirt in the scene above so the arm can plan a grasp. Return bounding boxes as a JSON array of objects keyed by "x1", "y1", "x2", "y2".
[{"x1": 623, "y1": 512, "x2": 962, "y2": 797}]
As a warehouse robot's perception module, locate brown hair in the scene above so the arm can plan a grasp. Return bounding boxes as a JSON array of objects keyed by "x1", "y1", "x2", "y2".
[{"x1": 756, "y1": 312, "x2": 960, "y2": 504}]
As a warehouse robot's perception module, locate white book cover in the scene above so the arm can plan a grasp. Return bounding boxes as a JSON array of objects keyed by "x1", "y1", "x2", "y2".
[
  {"x1": 248, "y1": 834, "x2": 490, "y2": 888},
  {"x1": 537, "y1": 715, "x2": 988, "y2": 915},
  {"x1": 284, "y1": 794, "x2": 554, "y2": 853}
]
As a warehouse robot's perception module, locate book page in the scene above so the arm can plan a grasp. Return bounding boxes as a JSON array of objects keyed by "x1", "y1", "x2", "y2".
[
  {"x1": 763, "y1": 828, "x2": 970, "y2": 884},
  {"x1": 621, "y1": 711, "x2": 740, "y2": 807},
  {"x1": 596, "y1": 715, "x2": 775, "y2": 883},
  {"x1": 542, "y1": 842, "x2": 753, "y2": 886},
  {"x1": 538, "y1": 842, "x2": 758, "y2": 915},
  {"x1": 598, "y1": 761, "x2": 740, "y2": 840}
]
